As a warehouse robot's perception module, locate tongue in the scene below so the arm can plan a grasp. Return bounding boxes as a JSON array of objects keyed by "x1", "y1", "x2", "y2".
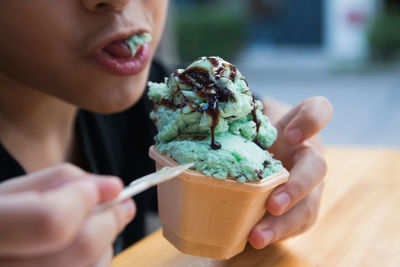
[{"x1": 103, "y1": 40, "x2": 132, "y2": 58}]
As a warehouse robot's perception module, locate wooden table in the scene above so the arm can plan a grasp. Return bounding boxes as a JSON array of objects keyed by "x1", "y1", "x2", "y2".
[{"x1": 112, "y1": 147, "x2": 400, "y2": 267}]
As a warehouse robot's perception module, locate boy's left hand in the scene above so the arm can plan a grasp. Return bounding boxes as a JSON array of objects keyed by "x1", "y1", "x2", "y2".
[{"x1": 248, "y1": 96, "x2": 333, "y2": 249}]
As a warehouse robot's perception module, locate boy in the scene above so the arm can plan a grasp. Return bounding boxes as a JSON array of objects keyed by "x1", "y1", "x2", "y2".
[{"x1": 0, "y1": 0, "x2": 332, "y2": 266}]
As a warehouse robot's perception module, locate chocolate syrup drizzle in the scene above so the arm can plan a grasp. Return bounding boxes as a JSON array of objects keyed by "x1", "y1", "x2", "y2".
[
  {"x1": 178, "y1": 57, "x2": 236, "y2": 149},
  {"x1": 158, "y1": 57, "x2": 237, "y2": 150},
  {"x1": 251, "y1": 94, "x2": 266, "y2": 150}
]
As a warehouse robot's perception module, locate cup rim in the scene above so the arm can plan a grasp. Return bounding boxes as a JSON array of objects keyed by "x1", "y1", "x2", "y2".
[{"x1": 149, "y1": 145, "x2": 289, "y2": 193}]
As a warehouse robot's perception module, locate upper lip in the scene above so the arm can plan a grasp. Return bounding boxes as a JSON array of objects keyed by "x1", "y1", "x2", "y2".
[{"x1": 92, "y1": 29, "x2": 151, "y2": 55}]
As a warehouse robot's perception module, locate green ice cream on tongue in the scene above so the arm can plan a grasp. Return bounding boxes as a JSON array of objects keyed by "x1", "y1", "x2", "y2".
[
  {"x1": 148, "y1": 56, "x2": 282, "y2": 182},
  {"x1": 125, "y1": 33, "x2": 151, "y2": 56}
]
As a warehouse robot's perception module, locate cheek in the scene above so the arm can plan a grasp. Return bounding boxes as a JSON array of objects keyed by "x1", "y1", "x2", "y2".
[
  {"x1": 0, "y1": 1, "x2": 82, "y2": 89},
  {"x1": 0, "y1": 7, "x2": 49, "y2": 81},
  {"x1": 148, "y1": 0, "x2": 169, "y2": 47}
]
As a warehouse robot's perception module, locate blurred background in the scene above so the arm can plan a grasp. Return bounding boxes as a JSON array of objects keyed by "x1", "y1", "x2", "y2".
[{"x1": 156, "y1": 0, "x2": 400, "y2": 147}]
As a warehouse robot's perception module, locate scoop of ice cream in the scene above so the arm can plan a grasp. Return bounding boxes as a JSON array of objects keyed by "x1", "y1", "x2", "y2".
[
  {"x1": 157, "y1": 132, "x2": 282, "y2": 183},
  {"x1": 125, "y1": 33, "x2": 151, "y2": 56},
  {"x1": 148, "y1": 56, "x2": 281, "y2": 182}
]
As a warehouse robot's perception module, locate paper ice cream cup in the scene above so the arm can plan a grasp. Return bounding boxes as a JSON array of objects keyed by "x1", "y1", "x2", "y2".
[{"x1": 149, "y1": 146, "x2": 289, "y2": 260}]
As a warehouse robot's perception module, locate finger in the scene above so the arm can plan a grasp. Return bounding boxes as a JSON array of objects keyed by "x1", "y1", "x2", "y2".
[
  {"x1": 0, "y1": 179, "x2": 102, "y2": 256},
  {"x1": 267, "y1": 145, "x2": 327, "y2": 216},
  {"x1": 66, "y1": 200, "x2": 135, "y2": 267},
  {"x1": 0, "y1": 163, "x2": 123, "y2": 197},
  {"x1": 273, "y1": 103, "x2": 300, "y2": 134},
  {"x1": 267, "y1": 105, "x2": 302, "y2": 167},
  {"x1": 0, "y1": 163, "x2": 87, "y2": 194},
  {"x1": 95, "y1": 176, "x2": 124, "y2": 203},
  {"x1": 0, "y1": 174, "x2": 123, "y2": 257},
  {"x1": 288, "y1": 180, "x2": 325, "y2": 237},
  {"x1": 249, "y1": 182, "x2": 323, "y2": 249},
  {"x1": 260, "y1": 97, "x2": 292, "y2": 125},
  {"x1": 283, "y1": 96, "x2": 333, "y2": 146},
  {"x1": 2, "y1": 199, "x2": 135, "y2": 267}
]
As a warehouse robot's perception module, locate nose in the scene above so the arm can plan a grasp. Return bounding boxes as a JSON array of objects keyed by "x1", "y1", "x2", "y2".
[{"x1": 82, "y1": 0, "x2": 130, "y2": 12}]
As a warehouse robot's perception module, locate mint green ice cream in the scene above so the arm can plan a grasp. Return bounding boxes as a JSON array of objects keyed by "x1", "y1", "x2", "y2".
[
  {"x1": 125, "y1": 33, "x2": 151, "y2": 56},
  {"x1": 148, "y1": 56, "x2": 282, "y2": 182}
]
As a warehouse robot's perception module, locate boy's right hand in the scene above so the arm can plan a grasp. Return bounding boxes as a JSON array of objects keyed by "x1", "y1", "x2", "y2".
[{"x1": 0, "y1": 163, "x2": 135, "y2": 267}]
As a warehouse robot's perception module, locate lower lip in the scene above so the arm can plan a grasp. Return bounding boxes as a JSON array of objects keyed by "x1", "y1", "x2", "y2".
[{"x1": 94, "y1": 43, "x2": 151, "y2": 76}]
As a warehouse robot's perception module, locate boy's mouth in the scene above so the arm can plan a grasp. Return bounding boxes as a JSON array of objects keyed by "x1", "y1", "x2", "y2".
[
  {"x1": 103, "y1": 33, "x2": 152, "y2": 58},
  {"x1": 95, "y1": 33, "x2": 152, "y2": 76},
  {"x1": 103, "y1": 40, "x2": 133, "y2": 58}
]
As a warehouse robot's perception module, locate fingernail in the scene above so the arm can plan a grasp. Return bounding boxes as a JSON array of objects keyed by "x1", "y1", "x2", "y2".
[
  {"x1": 91, "y1": 175, "x2": 110, "y2": 184},
  {"x1": 274, "y1": 192, "x2": 291, "y2": 214},
  {"x1": 285, "y1": 128, "x2": 303, "y2": 146},
  {"x1": 261, "y1": 229, "x2": 274, "y2": 246}
]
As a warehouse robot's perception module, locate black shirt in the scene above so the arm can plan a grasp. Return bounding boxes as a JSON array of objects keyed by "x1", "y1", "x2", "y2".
[{"x1": 0, "y1": 61, "x2": 167, "y2": 249}]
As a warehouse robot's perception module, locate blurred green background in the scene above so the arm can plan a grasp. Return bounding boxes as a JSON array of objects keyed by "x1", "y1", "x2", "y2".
[
  {"x1": 174, "y1": 1, "x2": 245, "y2": 64},
  {"x1": 368, "y1": 10, "x2": 400, "y2": 60},
  {"x1": 170, "y1": 0, "x2": 400, "y2": 64}
]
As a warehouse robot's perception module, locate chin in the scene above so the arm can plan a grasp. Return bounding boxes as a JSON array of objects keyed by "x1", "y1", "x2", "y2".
[{"x1": 76, "y1": 69, "x2": 150, "y2": 114}]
